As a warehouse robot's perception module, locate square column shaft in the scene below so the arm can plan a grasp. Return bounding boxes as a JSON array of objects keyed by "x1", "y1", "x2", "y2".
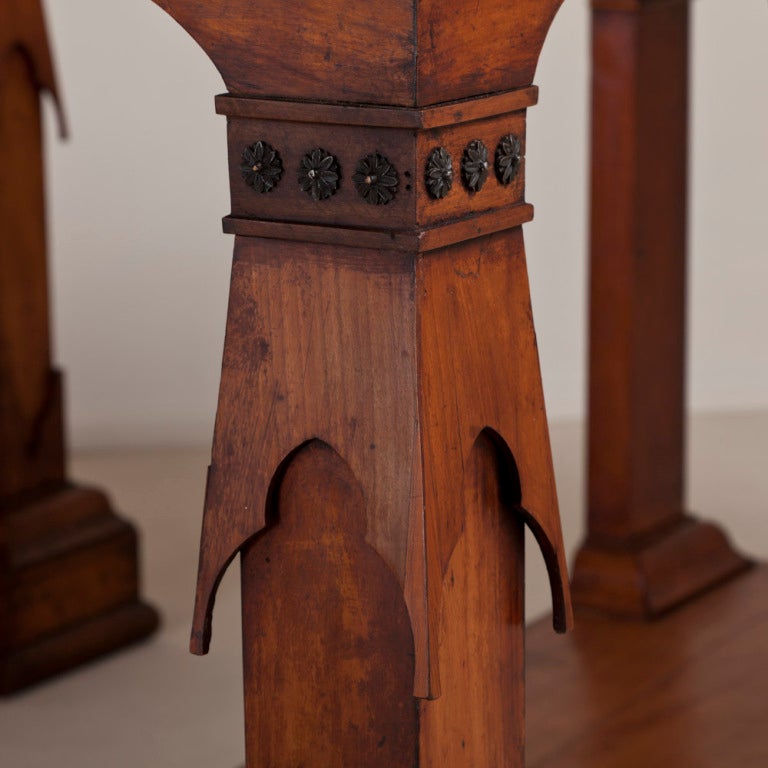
[{"x1": 153, "y1": 0, "x2": 572, "y2": 764}]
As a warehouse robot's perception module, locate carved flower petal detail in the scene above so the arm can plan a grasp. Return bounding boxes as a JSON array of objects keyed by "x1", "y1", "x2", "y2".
[
  {"x1": 353, "y1": 153, "x2": 399, "y2": 206},
  {"x1": 461, "y1": 139, "x2": 490, "y2": 193},
  {"x1": 425, "y1": 147, "x2": 454, "y2": 200},
  {"x1": 241, "y1": 141, "x2": 283, "y2": 194},
  {"x1": 299, "y1": 148, "x2": 340, "y2": 201},
  {"x1": 496, "y1": 133, "x2": 522, "y2": 186}
]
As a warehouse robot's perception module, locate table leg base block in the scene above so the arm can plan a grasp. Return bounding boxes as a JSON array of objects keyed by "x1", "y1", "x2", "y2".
[
  {"x1": 0, "y1": 484, "x2": 160, "y2": 694},
  {"x1": 571, "y1": 516, "x2": 751, "y2": 618},
  {"x1": 0, "y1": 601, "x2": 159, "y2": 694}
]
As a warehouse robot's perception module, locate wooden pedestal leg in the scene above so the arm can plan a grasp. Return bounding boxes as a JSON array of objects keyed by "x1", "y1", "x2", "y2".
[
  {"x1": 527, "y1": 3, "x2": 765, "y2": 764},
  {"x1": 0, "y1": 2, "x2": 158, "y2": 694},
  {"x1": 154, "y1": 0, "x2": 572, "y2": 763},
  {"x1": 572, "y1": 0, "x2": 750, "y2": 617}
]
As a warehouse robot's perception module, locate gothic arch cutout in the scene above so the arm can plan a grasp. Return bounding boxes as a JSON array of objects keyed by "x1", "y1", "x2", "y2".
[
  {"x1": 475, "y1": 427, "x2": 570, "y2": 633},
  {"x1": 240, "y1": 439, "x2": 418, "y2": 767}
]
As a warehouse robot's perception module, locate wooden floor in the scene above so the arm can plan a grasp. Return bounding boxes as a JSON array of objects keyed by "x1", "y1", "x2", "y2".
[{"x1": 527, "y1": 564, "x2": 768, "y2": 767}]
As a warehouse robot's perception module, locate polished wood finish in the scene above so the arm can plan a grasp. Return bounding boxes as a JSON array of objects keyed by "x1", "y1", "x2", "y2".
[
  {"x1": 573, "y1": 0, "x2": 748, "y2": 617},
  {"x1": 0, "y1": 1, "x2": 158, "y2": 693},
  {"x1": 526, "y1": 3, "x2": 766, "y2": 765},
  {"x1": 154, "y1": 0, "x2": 571, "y2": 762},
  {"x1": 419, "y1": 432, "x2": 526, "y2": 767},
  {"x1": 154, "y1": 0, "x2": 562, "y2": 106},
  {"x1": 528, "y1": 563, "x2": 768, "y2": 766},
  {"x1": 242, "y1": 442, "x2": 418, "y2": 767}
]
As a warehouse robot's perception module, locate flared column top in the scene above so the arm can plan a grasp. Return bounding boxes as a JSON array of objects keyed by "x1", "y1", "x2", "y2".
[{"x1": 153, "y1": 0, "x2": 564, "y2": 106}]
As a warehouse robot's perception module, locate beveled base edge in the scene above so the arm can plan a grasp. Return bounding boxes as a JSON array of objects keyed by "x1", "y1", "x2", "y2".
[
  {"x1": 0, "y1": 600, "x2": 159, "y2": 695},
  {"x1": 571, "y1": 516, "x2": 751, "y2": 618}
]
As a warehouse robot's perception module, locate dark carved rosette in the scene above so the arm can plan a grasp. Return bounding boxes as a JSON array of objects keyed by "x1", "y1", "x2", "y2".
[
  {"x1": 425, "y1": 147, "x2": 454, "y2": 200},
  {"x1": 240, "y1": 141, "x2": 283, "y2": 193},
  {"x1": 496, "y1": 133, "x2": 522, "y2": 185},
  {"x1": 461, "y1": 139, "x2": 490, "y2": 192},
  {"x1": 298, "y1": 148, "x2": 340, "y2": 201},
  {"x1": 353, "y1": 153, "x2": 399, "y2": 205}
]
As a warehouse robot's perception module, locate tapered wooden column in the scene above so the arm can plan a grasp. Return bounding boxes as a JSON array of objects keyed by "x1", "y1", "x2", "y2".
[
  {"x1": 572, "y1": 0, "x2": 749, "y2": 617},
  {"x1": 0, "y1": 2, "x2": 158, "y2": 693},
  {"x1": 154, "y1": 1, "x2": 573, "y2": 763}
]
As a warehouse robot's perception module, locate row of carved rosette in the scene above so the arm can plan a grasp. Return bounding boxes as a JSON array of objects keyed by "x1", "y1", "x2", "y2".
[{"x1": 239, "y1": 135, "x2": 522, "y2": 205}]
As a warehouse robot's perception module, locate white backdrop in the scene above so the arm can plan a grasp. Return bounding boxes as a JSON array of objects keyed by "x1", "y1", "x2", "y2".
[{"x1": 41, "y1": 0, "x2": 767, "y2": 450}]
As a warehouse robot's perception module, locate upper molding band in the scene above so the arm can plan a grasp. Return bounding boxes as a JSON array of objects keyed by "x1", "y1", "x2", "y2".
[{"x1": 216, "y1": 87, "x2": 539, "y2": 130}]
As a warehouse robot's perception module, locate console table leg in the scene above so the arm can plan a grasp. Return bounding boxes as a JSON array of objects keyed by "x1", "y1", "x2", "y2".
[
  {"x1": 0, "y1": 2, "x2": 158, "y2": 693},
  {"x1": 153, "y1": 0, "x2": 572, "y2": 762},
  {"x1": 573, "y1": 0, "x2": 749, "y2": 617}
]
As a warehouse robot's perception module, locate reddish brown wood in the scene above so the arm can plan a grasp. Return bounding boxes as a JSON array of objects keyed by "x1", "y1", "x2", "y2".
[
  {"x1": 415, "y1": 0, "x2": 562, "y2": 105},
  {"x1": 154, "y1": 0, "x2": 561, "y2": 106},
  {"x1": 0, "y1": 4, "x2": 64, "y2": 499},
  {"x1": 0, "y1": 1, "x2": 158, "y2": 693},
  {"x1": 222, "y1": 204, "x2": 535, "y2": 252},
  {"x1": 215, "y1": 87, "x2": 539, "y2": 130},
  {"x1": 419, "y1": 432, "x2": 526, "y2": 767},
  {"x1": 524, "y1": 3, "x2": 764, "y2": 765},
  {"x1": 241, "y1": 441, "x2": 418, "y2": 766},
  {"x1": 527, "y1": 563, "x2": 768, "y2": 766},
  {"x1": 223, "y1": 112, "x2": 527, "y2": 231},
  {"x1": 154, "y1": 0, "x2": 572, "y2": 763},
  {"x1": 416, "y1": 232, "x2": 572, "y2": 637},
  {"x1": 573, "y1": 0, "x2": 749, "y2": 617}
]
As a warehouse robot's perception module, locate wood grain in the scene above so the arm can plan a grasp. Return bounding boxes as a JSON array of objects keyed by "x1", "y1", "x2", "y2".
[
  {"x1": 417, "y1": 231, "x2": 572, "y2": 636},
  {"x1": 221, "y1": 203, "x2": 534, "y2": 253},
  {"x1": 574, "y1": 0, "x2": 748, "y2": 615},
  {"x1": 191, "y1": 238, "x2": 421, "y2": 660},
  {"x1": 528, "y1": 563, "x2": 768, "y2": 767},
  {"x1": 241, "y1": 441, "x2": 418, "y2": 767},
  {"x1": 416, "y1": 0, "x2": 564, "y2": 104},
  {"x1": 154, "y1": 0, "x2": 562, "y2": 106},
  {"x1": 526, "y1": 4, "x2": 763, "y2": 765},
  {"x1": 192, "y1": 232, "x2": 572, "y2": 697},
  {"x1": 216, "y1": 88, "x2": 538, "y2": 129},
  {"x1": 419, "y1": 432, "x2": 525, "y2": 768},
  {"x1": 155, "y1": 0, "x2": 572, "y2": 762},
  {"x1": 153, "y1": 0, "x2": 417, "y2": 105},
  {"x1": 200, "y1": 232, "x2": 566, "y2": 758}
]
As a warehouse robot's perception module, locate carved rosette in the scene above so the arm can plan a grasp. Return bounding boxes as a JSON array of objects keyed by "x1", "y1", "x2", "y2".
[
  {"x1": 298, "y1": 148, "x2": 340, "y2": 201},
  {"x1": 241, "y1": 141, "x2": 283, "y2": 193},
  {"x1": 461, "y1": 140, "x2": 490, "y2": 192},
  {"x1": 496, "y1": 134, "x2": 522, "y2": 185},
  {"x1": 425, "y1": 147, "x2": 454, "y2": 200},
  {"x1": 353, "y1": 153, "x2": 399, "y2": 205}
]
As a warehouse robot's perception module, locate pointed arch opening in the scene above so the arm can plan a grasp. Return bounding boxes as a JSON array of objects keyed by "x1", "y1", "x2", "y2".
[
  {"x1": 240, "y1": 439, "x2": 418, "y2": 767},
  {"x1": 476, "y1": 427, "x2": 570, "y2": 634}
]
